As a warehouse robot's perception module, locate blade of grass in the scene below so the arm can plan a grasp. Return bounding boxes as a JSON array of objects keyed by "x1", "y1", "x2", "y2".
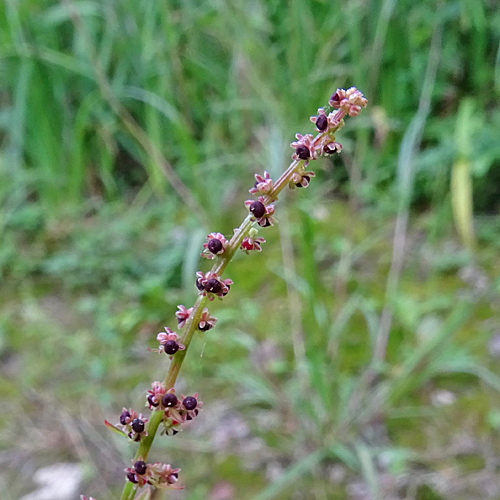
[{"x1": 252, "y1": 448, "x2": 326, "y2": 500}]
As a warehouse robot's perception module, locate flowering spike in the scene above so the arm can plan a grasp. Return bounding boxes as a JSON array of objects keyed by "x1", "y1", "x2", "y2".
[{"x1": 115, "y1": 88, "x2": 366, "y2": 497}]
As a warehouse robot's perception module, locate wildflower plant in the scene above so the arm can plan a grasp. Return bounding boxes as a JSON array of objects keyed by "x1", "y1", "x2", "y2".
[{"x1": 86, "y1": 87, "x2": 367, "y2": 500}]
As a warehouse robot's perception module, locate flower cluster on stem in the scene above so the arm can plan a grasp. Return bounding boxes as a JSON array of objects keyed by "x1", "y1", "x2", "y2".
[{"x1": 93, "y1": 87, "x2": 368, "y2": 500}]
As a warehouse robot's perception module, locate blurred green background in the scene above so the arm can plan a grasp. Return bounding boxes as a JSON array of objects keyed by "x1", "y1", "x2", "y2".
[{"x1": 1, "y1": 0, "x2": 500, "y2": 499}]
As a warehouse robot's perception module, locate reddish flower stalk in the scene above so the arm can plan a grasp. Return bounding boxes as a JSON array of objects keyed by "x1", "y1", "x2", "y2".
[{"x1": 102, "y1": 88, "x2": 367, "y2": 500}]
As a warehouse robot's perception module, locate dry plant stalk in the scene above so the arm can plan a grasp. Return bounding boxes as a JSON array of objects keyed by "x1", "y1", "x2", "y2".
[{"x1": 80, "y1": 87, "x2": 367, "y2": 500}]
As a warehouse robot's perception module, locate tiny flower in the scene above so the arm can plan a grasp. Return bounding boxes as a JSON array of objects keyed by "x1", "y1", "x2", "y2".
[
  {"x1": 125, "y1": 469, "x2": 139, "y2": 486},
  {"x1": 163, "y1": 425, "x2": 180, "y2": 437},
  {"x1": 195, "y1": 273, "x2": 206, "y2": 291},
  {"x1": 201, "y1": 232, "x2": 228, "y2": 259},
  {"x1": 125, "y1": 457, "x2": 150, "y2": 487},
  {"x1": 240, "y1": 228, "x2": 265, "y2": 253},
  {"x1": 329, "y1": 89, "x2": 343, "y2": 107},
  {"x1": 147, "y1": 381, "x2": 167, "y2": 409},
  {"x1": 244, "y1": 197, "x2": 276, "y2": 227},
  {"x1": 117, "y1": 408, "x2": 148, "y2": 442},
  {"x1": 289, "y1": 170, "x2": 316, "y2": 189},
  {"x1": 155, "y1": 327, "x2": 185, "y2": 355},
  {"x1": 119, "y1": 408, "x2": 132, "y2": 426},
  {"x1": 126, "y1": 458, "x2": 183, "y2": 489},
  {"x1": 310, "y1": 108, "x2": 329, "y2": 132},
  {"x1": 290, "y1": 133, "x2": 317, "y2": 162},
  {"x1": 179, "y1": 392, "x2": 203, "y2": 421},
  {"x1": 147, "y1": 394, "x2": 159, "y2": 408},
  {"x1": 175, "y1": 305, "x2": 193, "y2": 328},
  {"x1": 322, "y1": 141, "x2": 342, "y2": 155},
  {"x1": 158, "y1": 388, "x2": 185, "y2": 434},
  {"x1": 156, "y1": 327, "x2": 177, "y2": 344},
  {"x1": 148, "y1": 462, "x2": 183, "y2": 489},
  {"x1": 329, "y1": 87, "x2": 367, "y2": 117},
  {"x1": 161, "y1": 415, "x2": 182, "y2": 436},
  {"x1": 249, "y1": 171, "x2": 274, "y2": 195},
  {"x1": 198, "y1": 308, "x2": 217, "y2": 331},
  {"x1": 195, "y1": 271, "x2": 233, "y2": 300}
]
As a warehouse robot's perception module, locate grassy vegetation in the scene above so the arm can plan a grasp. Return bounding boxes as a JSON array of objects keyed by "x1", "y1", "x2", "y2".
[{"x1": 1, "y1": 0, "x2": 500, "y2": 499}]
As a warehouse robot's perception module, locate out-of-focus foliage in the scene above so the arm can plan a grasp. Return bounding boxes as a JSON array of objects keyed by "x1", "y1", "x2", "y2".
[
  {"x1": 1, "y1": 0, "x2": 500, "y2": 215},
  {"x1": 1, "y1": 1, "x2": 500, "y2": 499}
]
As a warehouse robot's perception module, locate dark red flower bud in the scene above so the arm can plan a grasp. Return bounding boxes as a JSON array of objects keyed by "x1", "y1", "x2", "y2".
[
  {"x1": 296, "y1": 145, "x2": 310, "y2": 160},
  {"x1": 127, "y1": 472, "x2": 138, "y2": 484},
  {"x1": 132, "y1": 418, "x2": 145, "y2": 433},
  {"x1": 147, "y1": 395, "x2": 159, "y2": 407},
  {"x1": 198, "y1": 322, "x2": 212, "y2": 331},
  {"x1": 161, "y1": 393, "x2": 178, "y2": 408},
  {"x1": 249, "y1": 201, "x2": 266, "y2": 219},
  {"x1": 182, "y1": 396, "x2": 197, "y2": 410},
  {"x1": 323, "y1": 143, "x2": 340, "y2": 155},
  {"x1": 205, "y1": 278, "x2": 222, "y2": 294},
  {"x1": 134, "y1": 461, "x2": 147, "y2": 475},
  {"x1": 315, "y1": 114, "x2": 328, "y2": 131},
  {"x1": 196, "y1": 278, "x2": 205, "y2": 291},
  {"x1": 330, "y1": 91, "x2": 341, "y2": 104},
  {"x1": 296, "y1": 175, "x2": 310, "y2": 188},
  {"x1": 163, "y1": 340, "x2": 179, "y2": 355},
  {"x1": 207, "y1": 238, "x2": 223, "y2": 254},
  {"x1": 120, "y1": 410, "x2": 130, "y2": 425}
]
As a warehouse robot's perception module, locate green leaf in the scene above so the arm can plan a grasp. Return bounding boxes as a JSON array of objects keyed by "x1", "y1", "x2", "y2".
[{"x1": 104, "y1": 419, "x2": 126, "y2": 437}]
